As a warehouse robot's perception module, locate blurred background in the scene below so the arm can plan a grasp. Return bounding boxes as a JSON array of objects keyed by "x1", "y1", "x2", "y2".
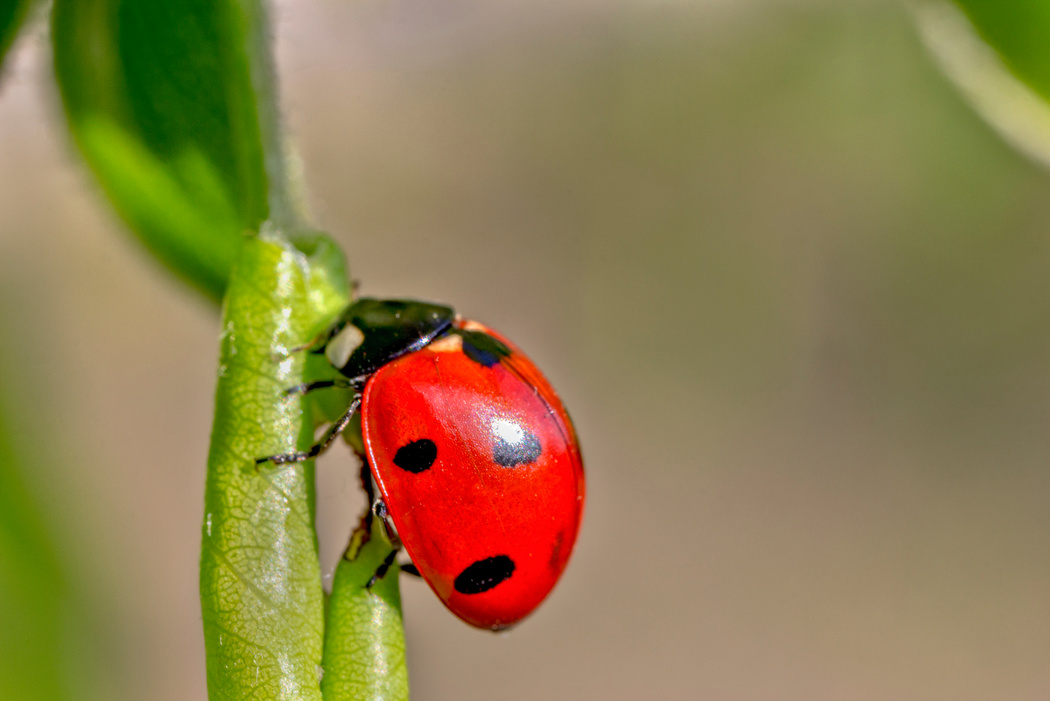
[{"x1": 2, "y1": 0, "x2": 1050, "y2": 699}]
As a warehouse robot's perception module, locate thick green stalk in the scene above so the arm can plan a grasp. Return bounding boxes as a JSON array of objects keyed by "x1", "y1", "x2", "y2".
[
  {"x1": 322, "y1": 516, "x2": 409, "y2": 701},
  {"x1": 52, "y1": 0, "x2": 410, "y2": 691},
  {"x1": 201, "y1": 232, "x2": 348, "y2": 701}
]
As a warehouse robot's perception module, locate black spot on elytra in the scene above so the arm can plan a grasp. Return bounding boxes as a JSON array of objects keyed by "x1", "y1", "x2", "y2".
[
  {"x1": 454, "y1": 555, "x2": 516, "y2": 594},
  {"x1": 493, "y1": 430, "x2": 541, "y2": 468},
  {"x1": 455, "y1": 329, "x2": 511, "y2": 367},
  {"x1": 393, "y1": 439, "x2": 437, "y2": 473}
]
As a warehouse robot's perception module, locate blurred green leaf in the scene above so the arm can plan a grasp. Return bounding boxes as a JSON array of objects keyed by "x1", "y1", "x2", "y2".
[
  {"x1": 916, "y1": 1, "x2": 1050, "y2": 168},
  {"x1": 951, "y1": 1, "x2": 1050, "y2": 103},
  {"x1": 321, "y1": 517, "x2": 408, "y2": 701},
  {"x1": 200, "y1": 232, "x2": 348, "y2": 701},
  {"x1": 0, "y1": 0, "x2": 33, "y2": 68},
  {"x1": 0, "y1": 408, "x2": 69, "y2": 701},
  {"x1": 51, "y1": 0, "x2": 280, "y2": 301},
  {"x1": 0, "y1": 329, "x2": 83, "y2": 701}
]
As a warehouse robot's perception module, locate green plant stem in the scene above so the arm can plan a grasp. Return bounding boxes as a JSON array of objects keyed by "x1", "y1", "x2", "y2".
[
  {"x1": 322, "y1": 516, "x2": 409, "y2": 701},
  {"x1": 53, "y1": 0, "x2": 411, "y2": 691},
  {"x1": 200, "y1": 232, "x2": 348, "y2": 701},
  {"x1": 234, "y1": 0, "x2": 302, "y2": 230}
]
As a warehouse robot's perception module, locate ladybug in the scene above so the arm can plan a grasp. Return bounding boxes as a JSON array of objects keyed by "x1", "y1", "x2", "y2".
[{"x1": 262, "y1": 298, "x2": 585, "y2": 630}]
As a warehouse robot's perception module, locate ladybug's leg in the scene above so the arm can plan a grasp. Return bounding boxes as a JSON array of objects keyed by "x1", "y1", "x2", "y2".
[
  {"x1": 364, "y1": 548, "x2": 420, "y2": 587},
  {"x1": 363, "y1": 499, "x2": 418, "y2": 584},
  {"x1": 255, "y1": 395, "x2": 362, "y2": 466},
  {"x1": 372, "y1": 495, "x2": 390, "y2": 522},
  {"x1": 366, "y1": 549, "x2": 400, "y2": 589},
  {"x1": 272, "y1": 337, "x2": 325, "y2": 362},
  {"x1": 282, "y1": 377, "x2": 354, "y2": 397},
  {"x1": 366, "y1": 499, "x2": 420, "y2": 579}
]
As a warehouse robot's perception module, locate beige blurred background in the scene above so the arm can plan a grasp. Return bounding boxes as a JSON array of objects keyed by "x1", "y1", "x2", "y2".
[{"x1": 3, "y1": 0, "x2": 1050, "y2": 699}]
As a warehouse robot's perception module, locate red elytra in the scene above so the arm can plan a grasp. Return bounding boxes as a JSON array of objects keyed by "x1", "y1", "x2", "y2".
[{"x1": 361, "y1": 319, "x2": 585, "y2": 630}]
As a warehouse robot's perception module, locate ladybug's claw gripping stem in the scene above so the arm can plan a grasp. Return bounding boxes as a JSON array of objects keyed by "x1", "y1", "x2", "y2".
[
  {"x1": 366, "y1": 549, "x2": 400, "y2": 589},
  {"x1": 282, "y1": 377, "x2": 354, "y2": 397},
  {"x1": 255, "y1": 395, "x2": 362, "y2": 466}
]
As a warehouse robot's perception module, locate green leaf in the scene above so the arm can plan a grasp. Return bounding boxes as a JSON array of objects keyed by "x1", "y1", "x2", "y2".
[
  {"x1": 0, "y1": 319, "x2": 91, "y2": 701},
  {"x1": 915, "y1": 1, "x2": 1050, "y2": 168},
  {"x1": 200, "y1": 232, "x2": 348, "y2": 701},
  {"x1": 321, "y1": 517, "x2": 409, "y2": 701},
  {"x1": 0, "y1": 0, "x2": 33, "y2": 68},
  {"x1": 950, "y1": 0, "x2": 1050, "y2": 104},
  {"x1": 51, "y1": 0, "x2": 283, "y2": 301},
  {"x1": 0, "y1": 399, "x2": 70, "y2": 701}
]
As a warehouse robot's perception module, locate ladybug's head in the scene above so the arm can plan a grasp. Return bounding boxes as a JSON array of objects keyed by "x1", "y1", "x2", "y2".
[{"x1": 325, "y1": 298, "x2": 455, "y2": 379}]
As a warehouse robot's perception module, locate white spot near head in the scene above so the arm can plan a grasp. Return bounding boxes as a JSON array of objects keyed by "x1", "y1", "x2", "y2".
[
  {"x1": 325, "y1": 323, "x2": 365, "y2": 368},
  {"x1": 427, "y1": 334, "x2": 463, "y2": 354},
  {"x1": 492, "y1": 417, "x2": 525, "y2": 446},
  {"x1": 460, "y1": 319, "x2": 488, "y2": 333}
]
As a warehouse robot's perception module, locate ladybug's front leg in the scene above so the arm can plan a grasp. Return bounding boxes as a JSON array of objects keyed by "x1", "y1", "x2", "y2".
[
  {"x1": 255, "y1": 395, "x2": 362, "y2": 466},
  {"x1": 282, "y1": 377, "x2": 355, "y2": 398}
]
